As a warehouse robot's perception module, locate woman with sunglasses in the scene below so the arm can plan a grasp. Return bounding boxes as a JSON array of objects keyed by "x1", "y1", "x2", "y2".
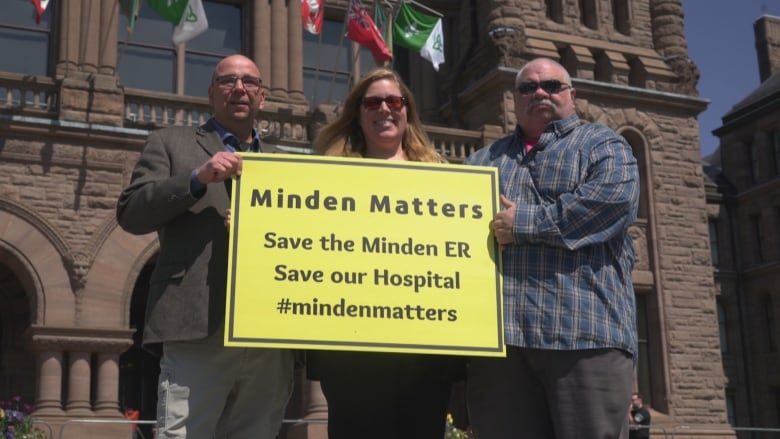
[{"x1": 307, "y1": 68, "x2": 464, "y2": 439}]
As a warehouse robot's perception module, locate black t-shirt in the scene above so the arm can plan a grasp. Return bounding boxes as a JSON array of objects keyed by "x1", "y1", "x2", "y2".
[{"x1": 629, "y1": 406, "x2": 651, "y2": 438}]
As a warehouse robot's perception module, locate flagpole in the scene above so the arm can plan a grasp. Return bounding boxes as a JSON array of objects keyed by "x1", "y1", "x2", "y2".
[
  {"x1": 327, "y1": 3, "x2": 352, "y2": 103},
  {"x1": 405, "y1": 0, "x2": 443, "y2": 18}
]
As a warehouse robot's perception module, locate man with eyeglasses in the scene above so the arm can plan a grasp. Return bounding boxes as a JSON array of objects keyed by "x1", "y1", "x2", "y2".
[
  {"x1": 117, "y1": 54, "x2": 294, "y2": 439},
  {"x1": 464, "y1": 57, "x2": 639, "y2": 438}
]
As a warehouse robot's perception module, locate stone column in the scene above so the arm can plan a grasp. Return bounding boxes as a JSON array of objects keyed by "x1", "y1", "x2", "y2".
[
  {"x1": 56, "y1": 0, "x2": 81, "y2": 76},
  {"x1": 94, "y1": 353, "x2": 121, "y2": 415},
  {"x1": 269, "y1": 0, "x2": 288, "y2": 98},
  {"x1": 66, "y1": 351, "x2": 93, "y2": 415},
  {"x1": 78, "y1": 0, "x2": 100, "y2": 73},
  {"x1": 252, "y1": 0, "x2": 272, "y2": 80},
  {"x1": 287, "y1": 0, "x2": 304, "y2": 101},
  {"x1": 35, "y1": 351, "x2": 65, "y2": 415},
  {"x1": 98, "y1": 0, "x2": 119, "y2": 75},
  {"x1": 58, "y1": 0, "x2": 124, "y2": 124}
]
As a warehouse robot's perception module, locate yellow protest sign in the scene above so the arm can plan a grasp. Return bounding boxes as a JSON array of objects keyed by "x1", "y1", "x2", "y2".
[{"x1": 224, "y1": 153, "x2": 504, "y2": 356}]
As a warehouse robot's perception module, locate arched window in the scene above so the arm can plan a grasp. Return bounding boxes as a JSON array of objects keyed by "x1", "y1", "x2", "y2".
[
  {"x1": 628, "y1": 57, "x2": 646, "y2": 87},
  {"x1": 612, "y1": 0, "x2": 631, "y2": 35},
  {"x1": 579, "y1": 0, "x2": 598, "y2": 30},
  {"x1": 546, "y1": 0, "x2": 564, "y2": 24},
  {"x1": 593, "y1": 51, "x2": 612, "y2": 82}
]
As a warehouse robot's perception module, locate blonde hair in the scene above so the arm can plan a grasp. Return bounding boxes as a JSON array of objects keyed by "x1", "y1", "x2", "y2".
[{"x1": 313, "y1": 68, "x2": 442, "y2": 163}]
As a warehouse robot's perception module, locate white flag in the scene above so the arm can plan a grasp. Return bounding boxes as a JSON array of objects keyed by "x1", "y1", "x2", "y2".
[
  {"x1": 173, "y1": 0, "x2": 209, "y2": 44},
  {"x1": 148, "y1": 0, "x2": 209, "y2": 44},
  {"x1": 419, "y1": 18, "x2": 444, "y2": 71}
]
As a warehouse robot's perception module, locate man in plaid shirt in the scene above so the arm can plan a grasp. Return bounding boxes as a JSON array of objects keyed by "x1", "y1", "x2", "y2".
[{"x1": 465, "y1": 57, "x2": 639, "y2": 439}]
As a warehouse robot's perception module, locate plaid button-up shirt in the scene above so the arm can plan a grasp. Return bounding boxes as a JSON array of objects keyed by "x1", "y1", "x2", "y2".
[{"x1": 465, "y1": 114, "x2": 639, "y2": 357}]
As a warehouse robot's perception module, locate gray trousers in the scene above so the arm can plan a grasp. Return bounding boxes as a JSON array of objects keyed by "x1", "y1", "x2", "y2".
[
  {"x1": 467, "y1": 347, "x2": 633, "y2": 439},
  {"x1": 156, "y1": 330, "x2": 294, "y2": 439}
]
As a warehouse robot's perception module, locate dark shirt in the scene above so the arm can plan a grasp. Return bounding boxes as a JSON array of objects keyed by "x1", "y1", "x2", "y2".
[{"x1": 629, "y1": 406, "x2": 651, "y2": 438}]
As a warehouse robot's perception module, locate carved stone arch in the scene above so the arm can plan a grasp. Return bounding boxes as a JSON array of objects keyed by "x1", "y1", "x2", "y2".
[
  {"x1": 576, "y1": 101, "x2": 664, "y2": 149},
  {"x1": 620, "y1": 128, "x2": 651, "y2": 213},
  {"x1": 0, "y1": 204, "x2": 75, "y2": 325},
  {"x1": 80, "y1": 223, "x2": 158, "y2": 328},
  {"x1": 0, "y1": 199, "x2": 71, "y2": 256}
]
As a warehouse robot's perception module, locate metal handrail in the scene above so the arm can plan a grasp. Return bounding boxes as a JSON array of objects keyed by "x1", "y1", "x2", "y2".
[
  {"x1": 32, "y1": 417, "x2": 780, "y2": 439},
  {"x1": 54, "y1": 418, "x2": 156, "y2": 439},
  {"x1": 672, "y1": 424, "x2": 780, "y2": 437},
  {"x1": 46, "y1": 417, "x2": 328, "y2": 439}
]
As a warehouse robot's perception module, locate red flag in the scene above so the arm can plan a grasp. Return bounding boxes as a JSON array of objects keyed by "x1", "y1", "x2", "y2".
[
  {"x1": 31, "y1": 0, "x2": 50, "y2": 24},
  {"x1": 346, "y1": 0, "x2": 392, "y2": 62},
  {"x1": 302, "y1": 0, "x2": 323, "y2": 35}
]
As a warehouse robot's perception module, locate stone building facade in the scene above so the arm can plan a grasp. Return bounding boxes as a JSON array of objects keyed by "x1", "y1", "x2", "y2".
[
  {"x1": 0, "y1": 0, "x2": 732, "y2": 437},
  {"x1": 706, "y1": 14, "x2": 780, "y2": 435}
]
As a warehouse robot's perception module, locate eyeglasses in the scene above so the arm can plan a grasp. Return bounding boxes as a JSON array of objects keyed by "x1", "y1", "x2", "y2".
[
  {"x1": 362, "y1": 95, "x2": 407, "y2": 111},
  {"x1": 214, "y1": 75, "x2": 263, "y2": 91},
  {"x1": 516, "y1": 79, "x2": 571, "y2": 96}
]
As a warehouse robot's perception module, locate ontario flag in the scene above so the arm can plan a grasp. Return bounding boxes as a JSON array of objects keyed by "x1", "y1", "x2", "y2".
[
  {"x1": 31, "y1": 0, "x2": 50, "y2": 24},
  {"x1": 346, "y1": 0, "x2": 392, "y2": 63},
  {"x1": 301, "y1": 0, "x2": 323, "y2": 35}
]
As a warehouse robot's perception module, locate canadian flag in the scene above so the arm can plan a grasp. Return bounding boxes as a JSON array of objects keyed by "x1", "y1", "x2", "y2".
[
  {"x1": 31, "y1": 0, "x2": 50, "y2": 24},
  {"x1": 346, "y1": 0, "x2": 391, "y2": 62},
  {"x1": 301, "y1": 0, "x2": 323, "y2": 35}
]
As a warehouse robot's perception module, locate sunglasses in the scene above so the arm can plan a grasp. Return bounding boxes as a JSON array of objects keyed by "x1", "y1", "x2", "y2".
[
  {"x1": 516, "y1": 79, "x2": 571, "y2": 96},
  {"x1": 362, "y1": 95, "x2": 407, "y2": 111}
]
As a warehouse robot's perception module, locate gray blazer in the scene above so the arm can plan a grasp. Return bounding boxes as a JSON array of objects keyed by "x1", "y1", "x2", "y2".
[{"x1": 117, "y1": 121, "x2": 231, "y2": 346}]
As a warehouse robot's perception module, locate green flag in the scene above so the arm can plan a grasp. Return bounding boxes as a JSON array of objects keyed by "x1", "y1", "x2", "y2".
[
  {"x1": 147, "y1": 0, "x2": 209, "y2": 44},
  {"x1": 392, "y1": 2, "x2": 444, "y2": 71}
]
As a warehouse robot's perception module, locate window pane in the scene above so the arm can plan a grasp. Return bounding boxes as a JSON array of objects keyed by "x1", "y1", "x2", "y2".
[
  {"x1": 185, "y1": 53, "x2": 222, "y2": 97},
  {"x1": 304, "y1": 71, "x2": 349, "y2": 107},
  {"x1": 187, "y1": 1, "x2": 241, "y2": 54},
  {"x1": 118, "y1": 46, "x2": 176, "y2": 93},
  {"x1": 0, "y1": 28, "x2": 49, "y2": 76},
  {"x1": 118, "y1": 4, "x2": 176, "y2": 93},
  {"x1": 358, "y1": 47, "x2": 379, "y2": 75},
  {"x1": 184, "y1": 1, "x2": 242, "y2": 96},
  {"x1": 119, "y1": 4, "x2": 175, "y2": 46},
  {"x1": 636, "y1": 294, "x2": 651, "y2": 404},
  {"x1": 0, "y1": 0, "x2": 51, "y2": 76},
  {"x1": 304, "y1": 20, "x2": 352, "y2": 72},
  {"x1": 304, "y1": 19, "x2": 382, "y2": 107},
  {"x1": 725, "y1": 390, "x2": 736, "y2": 425},
  {"x1": 4, "y1": 0, "x2": 51, "y2": 24}
]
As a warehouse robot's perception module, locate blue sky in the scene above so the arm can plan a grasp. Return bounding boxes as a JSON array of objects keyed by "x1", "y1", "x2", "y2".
[{"x1": 682, "y1": 0, "x2": 780, "y2": 157}]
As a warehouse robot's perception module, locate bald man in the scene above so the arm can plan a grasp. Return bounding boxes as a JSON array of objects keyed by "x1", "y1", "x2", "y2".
[{"x1": 118, "y1": 55, "x2": 294, "y2": 439}]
